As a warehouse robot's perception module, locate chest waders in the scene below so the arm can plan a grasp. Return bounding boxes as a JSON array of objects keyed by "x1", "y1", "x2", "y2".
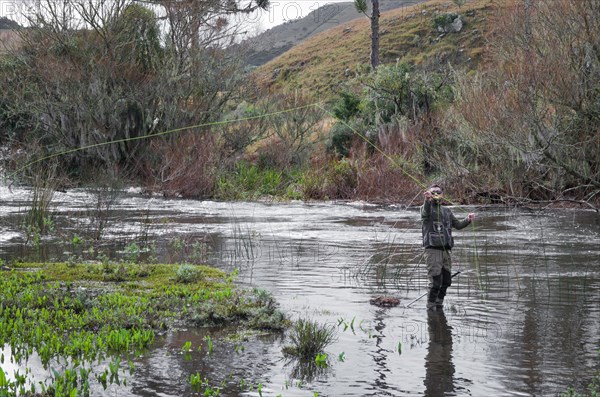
[{"x1": 421, "y1": 201, "x2": 470, "y2": 311}]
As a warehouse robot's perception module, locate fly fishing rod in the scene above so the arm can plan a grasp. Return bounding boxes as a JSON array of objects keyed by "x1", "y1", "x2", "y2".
[{"x1": 404, "y1": 270, "x2": 467, "y2": 308}]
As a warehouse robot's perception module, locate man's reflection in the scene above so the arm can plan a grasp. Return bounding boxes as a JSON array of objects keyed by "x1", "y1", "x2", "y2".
[
  {"x1": 424, "y1": 309, "x2": 455, "y2": 396},
  {"x1": 373, "y1": 307, "x2": 393, "y2": 393}
]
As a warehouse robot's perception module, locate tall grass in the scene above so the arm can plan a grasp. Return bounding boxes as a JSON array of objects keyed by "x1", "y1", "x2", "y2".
[
  {"x1": 282, "y1": 318, "x2": 337, "y2": 359},
  {"x1": 22, "y1": 162, "x2": 60, "y2": 245},
  {"x1": 215, "y1": 162, "x2": 285, "y2": 200}
]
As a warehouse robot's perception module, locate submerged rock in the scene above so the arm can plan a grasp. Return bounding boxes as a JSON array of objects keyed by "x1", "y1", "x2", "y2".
[{"x1": 370, "y1": 295, "x2": 400, "y2": 307}]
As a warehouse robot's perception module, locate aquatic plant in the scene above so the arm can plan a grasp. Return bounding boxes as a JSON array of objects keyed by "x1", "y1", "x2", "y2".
[
  {"x1": 561, "y1": 350, "x2": 600, "y2": 397},
  {"x1": 314, "y1": 353, "x2": 328, "y2": 368},
  {"x1": 0, "y1": 262, "x2": 285, "y2": 396},
  {"x1": 182, "y1": 341, "x2": 193, "y2": 353},
  {"x1": 176, "y1": 264, "x2": 204, "y2": 283},
  {"x1": 189, "y1": 373, "x2": 223, "y2": 396},
  {"x1": 282, "y1": 318, "x2": 338, "y2": 359},
  {"x1": 21, "y1": 163, "x2": 59, "y2": 246},
  {"x1": 123, "y1": 242, "x2": 142, "y2": 263},
  {"x1": 204, "y1": 335, "x2": 213, "y2": 355}
]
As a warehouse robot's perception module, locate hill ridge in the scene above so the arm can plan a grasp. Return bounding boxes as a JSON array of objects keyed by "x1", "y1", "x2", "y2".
[
  {"x1": 252, "y1": 0, "x2": 496, "y2": 97},
  {"x1": 242, "y1": 0, "x2": 426, "y2": 66}
]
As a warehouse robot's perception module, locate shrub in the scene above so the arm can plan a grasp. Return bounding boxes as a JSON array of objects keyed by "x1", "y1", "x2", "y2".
[
  {"x1": 433, "y1": 13, "x2": 459, "y2": 30},
  {"x1": 327, "y1": 121, "x2": 355, "y2": 158},
  {"x1": 331, "y1": 91, "x2": 361, "y2": 121}
]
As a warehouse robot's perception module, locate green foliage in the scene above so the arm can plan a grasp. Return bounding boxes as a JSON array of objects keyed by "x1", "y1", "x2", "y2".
[
  {"x1": 300, "y1": 158, "x2": 357, "y2": 200},
  {"x1": 327, "y1": 121, "x2": 355, "y2": 157},
  {"x1": 215, "y1": 162, "x2": 285, "y2": 200},
  {"x1": 331, "y1": 91, "x2": 361, "y2": 121},
  {"x1": 182, "y1": 341, "x2": 193, "y2": 352},
  {"x1": 0, "y1": 262, "x2": 283, "y2": 395},
  {"x1": 433, "y1": 13, "x2": 459, "y2": 30},
  {"x1": 113, "y1": 4, "x2": 162, "y2": 71},
  {"x1": 176, "y1": 264, "x2": 204, "y2": 284},
  {"x1": 354, "y1": 0, "x2": 368, "y2": 14},
  {"x1": 282, "y1": 318, "x2": 338, "y2": 359},
  {"x1": 188, "y1": 287, "x2": 287, "y2": 330},
  {"x1": 21, "y1": 164, "x2": 59, "y2": 245},
  {"x1": 314, "y1": 353, "x2": 328, "y2": 368},
  {"x1": 123, "y1": 243, "x2": 143, "y2": 263},
  {"x1": 189, "y1": 373, "x2": 223, "y2": 396},
  {"x1": 1, "y1": 1, "x2": 258, "y2": 185},
  {"x1": 361, "y1": 62, "x2": 452, "y2": 125},
  {"x1": 203, "y1": 335, "x2": 213, "y2": 355}
]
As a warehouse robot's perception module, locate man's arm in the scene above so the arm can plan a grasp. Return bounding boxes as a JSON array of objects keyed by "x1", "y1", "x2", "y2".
[
  {"x1": 451, "y1": 212, "x2": 476, "y2": 230},
  {"x1": 421, "y1": 191, "x2": 432, "y2": 220}
]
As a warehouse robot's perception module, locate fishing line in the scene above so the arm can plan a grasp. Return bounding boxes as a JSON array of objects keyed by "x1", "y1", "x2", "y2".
[
  {"x1": 316, "y1": 103, "x2": 482, "y2": 290},
  {"x1": 7, "y1": 103, "x2": 317, "y2": 182},
  {"x1": 6, "y1": 99, "x2": 482, "y2": 289},
  {"x1": 315, "y1": 104, "x2": 429, "y2": 192}
]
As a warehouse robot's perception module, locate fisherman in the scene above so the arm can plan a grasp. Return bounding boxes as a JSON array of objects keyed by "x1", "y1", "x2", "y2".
[{"x1": 421, "y1": 184, "x2": 475, "y2": 310}]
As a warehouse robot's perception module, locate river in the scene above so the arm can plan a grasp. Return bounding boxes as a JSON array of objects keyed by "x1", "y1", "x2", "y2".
[{"x1": 1, "y1": 185, "x2": 599, "y2": 396}]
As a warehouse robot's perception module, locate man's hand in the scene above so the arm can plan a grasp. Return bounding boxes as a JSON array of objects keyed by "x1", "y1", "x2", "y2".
[
  {"x1": 467, "y1": 213, "x2": 476, "y2": 221},
  {"x1": 424, "y1": 190, "x2": 433, "y2": 201}
]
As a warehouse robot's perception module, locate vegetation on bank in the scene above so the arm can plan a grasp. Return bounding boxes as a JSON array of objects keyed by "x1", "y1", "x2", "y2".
[
  {"x1": 0, "y1": 0, "x2": 599, "y2": 208},
  {"x1": 0, "y1": 262, "x2": 286, "y2": 396}
]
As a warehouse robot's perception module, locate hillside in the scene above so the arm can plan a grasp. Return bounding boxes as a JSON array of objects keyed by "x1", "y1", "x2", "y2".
[
  {"x1": 242, "y1": 0, "x2": 427, "y2": 66},
  {"x1": 0, "y1": 17, "x2": 20, "y2": 30},
  {"x1": 0, "y1": 18, "x2": 22, "y2": 54},
  {"x1": 252, "y1": 0, "x2": 498, "y2": 97},
  {"x1": 0, "y1": 30, "x2": 21, "y2": 53}
]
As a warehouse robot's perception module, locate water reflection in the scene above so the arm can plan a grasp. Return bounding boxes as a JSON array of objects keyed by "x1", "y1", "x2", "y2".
[
  {"x1": 369, "y1": 307, "x2": 395, "y2": 396},
  {"x1": 424, "y1": 309, "x2": 455, "y2": 397},
  {"x1": 284, "y1": 357, "x2": 329, "y2": 383}
]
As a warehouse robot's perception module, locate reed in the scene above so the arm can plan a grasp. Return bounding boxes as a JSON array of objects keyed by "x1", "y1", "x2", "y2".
[
  {"x1": 21, "y1": 162, "x2": 60, "y2": 247},
  {"x1": 282, "y1": 318, "x2": 337, "y2": 359}
]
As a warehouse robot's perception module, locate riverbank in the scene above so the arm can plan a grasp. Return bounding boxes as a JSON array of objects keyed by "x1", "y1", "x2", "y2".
[{"x1": 0, "y1": 262, "x2": 286, "y2": 396}]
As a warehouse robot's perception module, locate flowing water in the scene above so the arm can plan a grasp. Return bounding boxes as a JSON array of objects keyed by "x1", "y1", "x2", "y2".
[{"x1": 1, "y1": 185, "x2": 599, "y2": 396}]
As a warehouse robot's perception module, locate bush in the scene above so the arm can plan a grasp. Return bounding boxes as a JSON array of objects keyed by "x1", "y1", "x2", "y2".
[
  {"x1": 327, "y1": 121, "x2": 355, "y2": 158},
  {"x1": 433, "y1": 13, "x2": 459, "y2": 30},
  {"x1": 331, "y1": 91, "x2": 361, "y2": 121}
]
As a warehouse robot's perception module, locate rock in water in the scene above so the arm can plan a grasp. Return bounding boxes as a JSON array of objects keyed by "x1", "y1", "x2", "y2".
[{"x1": 370, "y1": 295, "x2": 400, "y2": 307}]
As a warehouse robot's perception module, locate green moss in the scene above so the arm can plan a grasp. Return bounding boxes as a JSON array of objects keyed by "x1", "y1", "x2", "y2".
[
  {"x1": 12, "y1": 262, "x2": 224, "y2": 287},
  {"x1": 0, "y1": 262, "x2": 286, "y2": 395}
]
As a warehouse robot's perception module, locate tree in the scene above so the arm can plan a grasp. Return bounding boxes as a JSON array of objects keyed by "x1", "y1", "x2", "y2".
[
  {"x1": 354, "y1": 0, "x2": 380, "y2": 69},
  {"x1": 453, "y1": 0, "x2": 600, "y2": 200},
  {"x1": 0, "y1": 0, "x2": 269, "y2": 189}
]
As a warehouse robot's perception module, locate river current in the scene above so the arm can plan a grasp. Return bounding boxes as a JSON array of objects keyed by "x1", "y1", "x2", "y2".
[{"x1": 1, "y1": 185, "x2": 599, "y2": 396}]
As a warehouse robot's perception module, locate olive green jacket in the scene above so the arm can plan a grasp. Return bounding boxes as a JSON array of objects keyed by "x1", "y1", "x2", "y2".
[{"x1": 421, "y1": 200, "x2": 471, "y2": 250}]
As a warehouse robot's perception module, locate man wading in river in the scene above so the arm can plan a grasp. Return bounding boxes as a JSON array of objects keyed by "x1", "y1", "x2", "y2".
[{"x1": 421, "y1": 185, "x2": 475, "y2": 311}]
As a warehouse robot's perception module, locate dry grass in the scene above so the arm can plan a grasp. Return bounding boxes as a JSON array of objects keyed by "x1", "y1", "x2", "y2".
[
  {"x1": 0, "y1": 30, "x2": 21, "y2": 53},
  {"x1": 252, "y1": 0, "x2": 503, "y2": 98}
]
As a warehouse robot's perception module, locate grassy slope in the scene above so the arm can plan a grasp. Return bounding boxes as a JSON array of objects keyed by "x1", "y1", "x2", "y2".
[{"x1": 253, "y1": 0, "x2": 500, "y2": 98}]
